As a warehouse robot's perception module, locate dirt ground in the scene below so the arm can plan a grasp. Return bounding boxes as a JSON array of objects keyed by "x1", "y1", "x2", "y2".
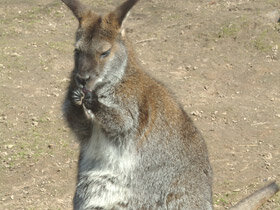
[{"x1": 0, "y1": 0, "x2": 280, "y2": 209}]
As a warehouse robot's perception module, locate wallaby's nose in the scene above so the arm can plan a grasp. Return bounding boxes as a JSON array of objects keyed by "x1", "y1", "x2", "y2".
[{"x1": 75, "y1": 74, "x2": 90, "y2": 87}]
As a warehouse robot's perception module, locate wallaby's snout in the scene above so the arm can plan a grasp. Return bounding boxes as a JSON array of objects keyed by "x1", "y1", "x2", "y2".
[
  {"x1": 73, "y1": 50, "x2": 98, "y2": 90},
  {"x1": 75, "y1": 74, "x2": 90, "y2": 88}
]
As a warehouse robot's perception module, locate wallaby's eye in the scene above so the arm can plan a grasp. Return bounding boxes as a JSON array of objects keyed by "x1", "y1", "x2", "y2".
[{"x1": 100, "y1": 49, "x2": 111, "y2": 58}]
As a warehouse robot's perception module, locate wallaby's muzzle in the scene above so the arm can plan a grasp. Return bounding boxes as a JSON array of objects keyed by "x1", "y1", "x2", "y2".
[{"x1": 75, "y1": 74, "x2": 90, "y2": 88}]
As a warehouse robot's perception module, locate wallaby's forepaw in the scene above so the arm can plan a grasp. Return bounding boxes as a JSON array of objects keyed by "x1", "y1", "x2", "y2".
[
  {"x1": 72, "y1": 89, "x2": 84, "y2": 106},
  {"x1": 83, "y1": 90, "x2": 99, "y2": 113}
]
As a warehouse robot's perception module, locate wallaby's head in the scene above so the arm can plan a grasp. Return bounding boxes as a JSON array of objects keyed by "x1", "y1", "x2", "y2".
[{"x1": 62, "y1": 0, "x2": 139, "y2": 91}]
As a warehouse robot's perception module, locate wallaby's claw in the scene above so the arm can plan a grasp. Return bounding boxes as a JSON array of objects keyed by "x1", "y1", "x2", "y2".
[
  {"x1": 83, "y1": 91, "x2": 99, "y2": 112},
  {"x1": 72, "y1": 89, "x2": 84, "y2": 106}
]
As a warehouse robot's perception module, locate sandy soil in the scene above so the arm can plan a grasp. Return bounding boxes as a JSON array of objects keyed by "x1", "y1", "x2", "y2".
[{"x1": 0, "y1": 0, "x2": 279, "y2": 209}]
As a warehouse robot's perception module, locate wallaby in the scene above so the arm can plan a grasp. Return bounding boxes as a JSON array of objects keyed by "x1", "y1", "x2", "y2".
[
  {"x1": 60, "y1": 0, "x2": 279, "y2": 209},
  {"x1": 61, "y1": 0, "x2": 212, "y2": 209}
]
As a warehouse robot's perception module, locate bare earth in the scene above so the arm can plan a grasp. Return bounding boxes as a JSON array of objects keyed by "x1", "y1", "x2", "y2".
[{"x1": 0, "y1": 0, "x2": 280, "y2": 209}]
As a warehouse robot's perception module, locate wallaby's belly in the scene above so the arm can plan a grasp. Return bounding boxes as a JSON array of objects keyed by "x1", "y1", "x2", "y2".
[
  {"x1": 74, "y1": 123, "x2": 212, "y2": 210},
  {"x1": 74, "y1": 170, "x2": 131, "y2": 209}
]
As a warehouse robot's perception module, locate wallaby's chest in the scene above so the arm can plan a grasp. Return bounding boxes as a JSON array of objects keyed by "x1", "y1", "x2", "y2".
[
  {"x1": 75, "y1": 125, "x2": 137, "y2": 208},
  {"x1": 80, "y1": 124, "x2": 136, "y2": 172}
]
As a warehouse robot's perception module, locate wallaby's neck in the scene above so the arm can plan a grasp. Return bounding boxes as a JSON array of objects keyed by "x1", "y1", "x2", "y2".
[{"x1": 122, "y1": 36, "x2": 140, "y2": 76}]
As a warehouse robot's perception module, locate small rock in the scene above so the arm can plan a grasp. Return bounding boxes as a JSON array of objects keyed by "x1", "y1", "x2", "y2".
[
  {"x1": 61, "y1": 78, "x2": 70, "y2": 83},
  {"x1": 23, "y1": 190, "x2": 29, "y2": 194},
  {"x1": 0, "y1": 114, "x2": 7, "y2": 120},
  {"x1": 5, "y1": 145, "x2": 14, "y2": 149},
  {"x1": 263, "y1": 153, "x2": 273, "y2": 160},
  {"x1": 31, "y1": 117, "x2": 39, "y2": 126},
  {"x1": 10, "y1": 52, "x2": 21, "y2": 57},
  {"x1": 191, "y1": 111, "x2": 202, "y2": 117},
  {"x1": 2, "y1": 152, "x2": 8, "y2": 156},
  {"x1": 225, "y1": 63, "x2": 232, "y2": 68},
  {"x1": 177, "y1": 66, "x2": 184, "y2": 70},
  {"x1": 52, "y1": 92, "x2": 59, "y2": 97},
  {"x1": 31, "y1": 116, "x2": 38, "y2": 121},
  {"x1": 32, "y1": 121, "x2": 38, "y2": 126},
  {"x1": 265, "y1": 162, "x2": 271, "y2": 169}
]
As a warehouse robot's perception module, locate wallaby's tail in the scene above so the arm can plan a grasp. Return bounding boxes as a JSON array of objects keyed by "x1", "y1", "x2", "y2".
[{"x1": 230, "y1": 181, "x2": 279, "y2": 210}]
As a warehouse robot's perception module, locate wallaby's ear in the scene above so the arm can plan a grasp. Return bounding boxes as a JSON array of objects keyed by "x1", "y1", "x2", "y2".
[
  {"x1": 61, "y1": 0, "x2": 88, "y2": 21},
  {"x1": 112, "y1": 0, "x2": 139, "y2": 27}
]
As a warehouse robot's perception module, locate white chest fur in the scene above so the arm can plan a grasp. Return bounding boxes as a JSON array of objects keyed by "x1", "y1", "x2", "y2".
[
  {"x1": 81, "y1": 123, "x2": 136, "y2": 171},
  {"x1": 77, "y1": 123, "x2": 136, "y2": 209}
]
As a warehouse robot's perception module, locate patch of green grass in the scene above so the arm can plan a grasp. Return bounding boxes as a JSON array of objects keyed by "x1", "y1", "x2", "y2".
[
  {"x1": 39, "y1": 116, "x2": 51, "y2": 123},
  {"x1": 253, "y1": 39, "x2": 270, "y2": 52},
  {"x1": 252, "y1": 30, "x2": 272, "y2": 52},
  {"x1": 218, "y1": 23, "x2": 239, "y2": 38},
  {"x1": 214, "y1": 191, "x2": 239, "y2": 206},
  {"x1": 215, "y1": 196, "x2": 229, "y2": 205}
]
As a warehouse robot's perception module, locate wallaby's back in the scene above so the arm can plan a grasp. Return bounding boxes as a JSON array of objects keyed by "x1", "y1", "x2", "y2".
[{"x1": 116, "y1": 60, "x2": 213, "y2": 208}]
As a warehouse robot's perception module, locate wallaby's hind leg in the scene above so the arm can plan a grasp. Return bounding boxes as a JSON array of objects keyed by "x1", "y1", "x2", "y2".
[{"x1": 231, "y1": 181, "x2": 279, "y2": 210}]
